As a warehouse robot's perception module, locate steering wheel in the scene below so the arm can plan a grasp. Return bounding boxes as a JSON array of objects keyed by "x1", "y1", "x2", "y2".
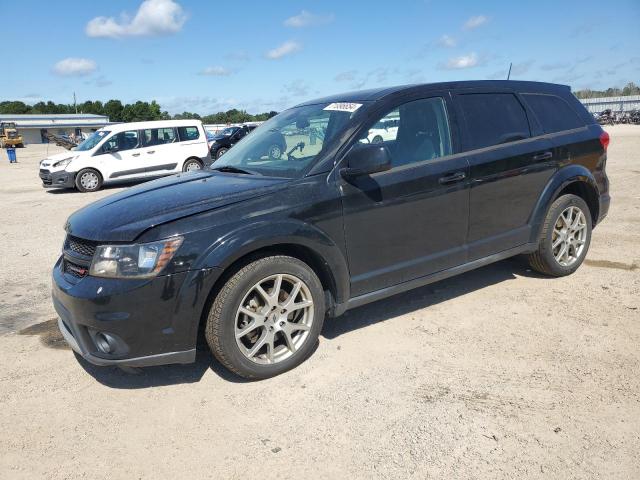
[{"x1": 287, "y1": 142, "x2": 305, "y2": 161}]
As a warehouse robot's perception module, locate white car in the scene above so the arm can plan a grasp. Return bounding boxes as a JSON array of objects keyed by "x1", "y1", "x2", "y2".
[
  {"x1": 365, "y1": 119, "x2": 399, "y2": 144},
  {"x1": 39, "y1": 120, "x2": 211, "y2": 192}
]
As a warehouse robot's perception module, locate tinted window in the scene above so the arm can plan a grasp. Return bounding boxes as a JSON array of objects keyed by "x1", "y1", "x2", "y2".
[
  {"x1": 358, "y1": 97, "x2": 452, "y2": 167},
  {"x1": 178, "y1": 126, "x2": 200, "y2": 141},
  {"x1": 102, "y1": 130, "x2": 139, "y2": 152},
  {"x1": 142, "y1": 127, "x2": 177, "y2": 146},
  {"x1": 522, "y1": 94, "x2": 584, "y2": 133},
  {"x1": 459, "y1": 93, "x2": 530, "y2": 150}
]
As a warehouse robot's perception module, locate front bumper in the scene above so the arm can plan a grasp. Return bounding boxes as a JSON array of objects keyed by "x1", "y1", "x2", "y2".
[
  {"x1": 39, "y1": 169, "x2": 76, "y2": 189},
  {"x1": 52, "y1": 256, "x2": 221, "y2": 367}
]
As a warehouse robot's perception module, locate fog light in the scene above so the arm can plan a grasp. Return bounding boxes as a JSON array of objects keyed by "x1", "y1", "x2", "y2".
[{"x1": 95, "y1": 332, "x2": 115, "y2": 354}]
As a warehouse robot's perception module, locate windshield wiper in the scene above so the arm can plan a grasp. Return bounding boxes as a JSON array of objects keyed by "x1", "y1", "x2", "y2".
[{"x1": 211, "y1": 165, "x2": 261, "y2": 176}]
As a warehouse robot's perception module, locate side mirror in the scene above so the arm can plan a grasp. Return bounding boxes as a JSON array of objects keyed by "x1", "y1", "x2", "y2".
[{"x1": 341, "y1": 143, "x2": 391, "y2": 178}]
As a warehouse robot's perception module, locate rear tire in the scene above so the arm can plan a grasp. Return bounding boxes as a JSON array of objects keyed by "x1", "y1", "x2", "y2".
[
  {"x1": 528, "y1": 194, "x2": 592, "y2": 277},
  {"x1": 182, "y1": 158, "x2": 203, "y2": 172},
  {"x1": 205, "y1": 255, "x2": 325, "y2": 379},
  {"x1": 75, "y1": 168, "x2": 103, "y2": 193},
  {"x1": 216, "y1": 148, "x2": 228, "y2": 159}
]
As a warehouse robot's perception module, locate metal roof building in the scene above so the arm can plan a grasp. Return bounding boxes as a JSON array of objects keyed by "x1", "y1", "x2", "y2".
[
  {"x1": 0, "y1": 113, "x2": 109, "y2": 144},
  {"x1": 579, "y1": 95, "x2": 640, "y2": 114}
]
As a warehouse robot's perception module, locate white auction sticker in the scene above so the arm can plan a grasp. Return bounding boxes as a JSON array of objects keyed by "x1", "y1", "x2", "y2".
[{"x1": 323, "y1": 102, "x2": 363, "y2": 113}]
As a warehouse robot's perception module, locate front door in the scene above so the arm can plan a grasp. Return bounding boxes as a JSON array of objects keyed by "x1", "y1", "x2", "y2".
[
  {"x1": 97, "y1": 130, "x2": 147, "y2": 180},
  {"x1": 340, "y1": 95, "x2": 470, "y2": 297}
]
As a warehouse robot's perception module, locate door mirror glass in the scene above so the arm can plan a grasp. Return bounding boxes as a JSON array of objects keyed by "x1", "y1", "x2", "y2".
[{"x1": 341, "y1": 143, "x2": 391, "y2": 178}]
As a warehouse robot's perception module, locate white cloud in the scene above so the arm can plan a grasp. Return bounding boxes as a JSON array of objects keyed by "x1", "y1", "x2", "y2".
[
  {"x1": 284, "y1": 10, "x2": 334, "y2": 28},
  {"x1": 86, "y1": 0, "x2": 187, "y2": 38},
  {"x1": 443, "y1": 53, "x2": 479, "y2": 69},
  {"x1": 282, "y1": 79, "x2": 310, "y2": 97},
  {"x1": 199, "y1": 66, "x2": 233, "y2": 76},
  {"x1": 334, "y1": 70, "x2": 358, "y2": 82},
  {"x1": 266, "y1": 41, "x2": 302, "y2": 60},
  {"x1": 52, "y1": 58, "x2": 97, "y2": 76},
  {"x1": 463, "y1": 15, "x2": 488, "y2": 30},
  {"x1": 438, "y1": 34, "x2": 457, "y2": 48}
]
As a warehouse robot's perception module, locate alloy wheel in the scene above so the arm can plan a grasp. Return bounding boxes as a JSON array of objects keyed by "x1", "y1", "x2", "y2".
[
  {"x1": 552, "y1": 206, "x2": 587, "y2": 267},
  {"x1": 234, "y1": 273, "x2": 314, "y2": 365}
]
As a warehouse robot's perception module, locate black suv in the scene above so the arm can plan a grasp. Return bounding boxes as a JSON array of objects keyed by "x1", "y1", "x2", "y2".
[
  {"x1": 53, "y1": 81, "x2": 610, "y2": 379},
  {"x1": 209, "y1": 124, "x2": 287, "y2": 160}
]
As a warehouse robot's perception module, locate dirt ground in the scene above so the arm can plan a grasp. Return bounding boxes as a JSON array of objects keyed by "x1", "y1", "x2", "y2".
[{"x1": 0, "y1": 126, "x2": 638, "y2": 479}]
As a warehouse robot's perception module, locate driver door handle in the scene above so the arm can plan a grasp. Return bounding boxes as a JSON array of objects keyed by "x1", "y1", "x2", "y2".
[
  {"x1": 438, "y1": 171, "x2": 466, "y2": 185},
  {"x1": 132, "y1": 153, "x2": 140, "y2": 157},
  {"x1": 532, "y1": 151, "x2": 553, "y2": 162},
  {"x1": 147, "y1": 150, "x2": 155, "y2": 154}
]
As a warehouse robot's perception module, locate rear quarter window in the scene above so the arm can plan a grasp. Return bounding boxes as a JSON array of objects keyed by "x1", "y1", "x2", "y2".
[
  {"x1": 458, "y1": 93, "x2": 531, "y2": 151},
  {"x1": 178, "y1": 126, "x2": 200, "y2": 141},
  {"x1": 522, "y1": 93, "x2": 584, "y2": 134}
]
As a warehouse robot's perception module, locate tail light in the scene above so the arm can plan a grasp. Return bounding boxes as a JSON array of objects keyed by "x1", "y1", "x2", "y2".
[{"x1": 599, "y1": 130, "x2": 610, "y2": 150}]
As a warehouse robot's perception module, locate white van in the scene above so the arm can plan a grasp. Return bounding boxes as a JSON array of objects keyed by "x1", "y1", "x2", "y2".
[{"x1": 39, "y1": 120, "x2": 211, "y2": 192}]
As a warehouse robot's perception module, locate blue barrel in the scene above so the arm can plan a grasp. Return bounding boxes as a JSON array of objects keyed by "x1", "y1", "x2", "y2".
[{"x1": 7, "y1": 148, "x2": 16, "y2": 163}]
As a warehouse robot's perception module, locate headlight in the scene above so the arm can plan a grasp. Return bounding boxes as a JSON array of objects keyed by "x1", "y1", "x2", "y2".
[
  {"x1": 53, "y1": 157, "x2": 73, "y2": 168},
  {"x1": 89, "y1": 237, "x2": 183, "y2": 279}
]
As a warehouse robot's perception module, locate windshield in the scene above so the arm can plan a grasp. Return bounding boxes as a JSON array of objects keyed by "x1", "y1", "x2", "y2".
[
  {"x1": 212, "y1": 103, "x2": 361, "y2": 178},
  {"x1": 217, "y1": 127, "x2": 238, "y2": 137},
  {"x1": 75, "y1": 130, "x2": 110, "y2": 151}
]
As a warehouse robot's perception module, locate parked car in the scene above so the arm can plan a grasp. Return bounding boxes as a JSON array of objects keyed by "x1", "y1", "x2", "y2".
[
  {"x1": 53, "y1": 81, "x2": 610, "y2": 379},
  {"x1": 365, "y1": 118, "x2": 399, "y2": 143},
  {"x1": 209, "y1": 124, "x2": 286, "y2": 160},
  {"x1": 39, "y1": 120, "x2": 211, "y2": 192}
]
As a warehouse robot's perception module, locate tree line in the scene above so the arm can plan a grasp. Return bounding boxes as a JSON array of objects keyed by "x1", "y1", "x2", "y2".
[
  {"x1": 574, "y1": 82, "x2": 640, "y2": 99},
  {"x1": 0, "y1": 99, "x2": 278, "y2": 124}
]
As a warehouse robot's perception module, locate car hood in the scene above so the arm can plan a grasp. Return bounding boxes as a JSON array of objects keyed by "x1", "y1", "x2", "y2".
[{"x1": 65, "y1": 171, "x2": 289, "y2": 242}]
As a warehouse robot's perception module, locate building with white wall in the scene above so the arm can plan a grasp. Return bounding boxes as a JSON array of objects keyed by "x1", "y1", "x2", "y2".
[{"x1": 0, "y1": 113, "x2": 110, "y2": 144}]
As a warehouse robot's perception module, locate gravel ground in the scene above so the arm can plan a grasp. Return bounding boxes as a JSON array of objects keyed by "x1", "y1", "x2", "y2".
[{"x1": 0, "y1": 126, "x2": 638, "y2": 479}]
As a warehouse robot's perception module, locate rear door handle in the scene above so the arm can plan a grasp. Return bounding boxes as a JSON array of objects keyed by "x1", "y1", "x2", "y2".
[
  {"x1": 132, "y1": 153, "x2": 140, "y2": 157},
  {"x1": 532, "y1": 151, "x2": 552, "y2": 162},
  {"x1": 438, "y1": 171, "x2": 466, "y2": 185},
  {"x1": 147, "y1": 150, "x2": 155, "y2": 154}
]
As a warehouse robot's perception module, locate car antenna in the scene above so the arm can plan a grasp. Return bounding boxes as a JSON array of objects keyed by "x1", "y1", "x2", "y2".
[{"x1": 506, "y1": 62, "x2": 512, "y2": 80}]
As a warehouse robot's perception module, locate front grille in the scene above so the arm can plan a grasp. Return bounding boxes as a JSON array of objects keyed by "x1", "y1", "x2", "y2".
[
  {"x1": 66, "y1": 235, "x2": 99, "y2": 257},
  {"x1": 64, "y1": 260, "x2": 89, "y2": 278},
  {"x1": 39, "y1": 169, "x2": 52, "y2": 185}
]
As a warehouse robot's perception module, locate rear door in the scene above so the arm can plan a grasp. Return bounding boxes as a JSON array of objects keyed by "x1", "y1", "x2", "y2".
[
  {"x1": 452, "y1": 90, "x2": 556, "y2": 260},
  {"x1": 340, "y1": 93, "x2": 470, "y2": 296},
  {"x1": 140, "y1": 126, "x2": 181, "y2": 174}
]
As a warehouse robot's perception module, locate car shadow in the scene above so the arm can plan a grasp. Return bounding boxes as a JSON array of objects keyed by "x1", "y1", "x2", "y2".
[
  {"x1": 77, "y1": 257, "x2": 544, "y2": 388},
  {"x1": 322, "y1": 256, "x2": 542, "y2": 339}
]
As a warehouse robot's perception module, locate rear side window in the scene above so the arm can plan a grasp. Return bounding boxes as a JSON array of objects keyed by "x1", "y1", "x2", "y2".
[
  {"x1": 178, "y1": 126, "x2": 200, "y2": 141},
  {"x1": 522, "y1": 94, "x2": 584, "y2": 133},
  {"x1": 458, "y1": 93, "x2": 530, "y2": 150},
  {"x1": 142, "y1": 127, "x2": 177, "y2": 146}
]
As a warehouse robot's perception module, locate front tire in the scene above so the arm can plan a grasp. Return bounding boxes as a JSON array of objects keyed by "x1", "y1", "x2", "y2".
[
  {"x1": 528, "y1": 194, "x2": 592, "y2": 276},
  {"x1": 75, "y1": 168, "x2": 103, "y2": 192},
  {"x1": 215, "y1": 147, "x2": 228, "y2": 159},
  {"x1": 205, "y1": 255, "x2": 325, "y2": 379}
]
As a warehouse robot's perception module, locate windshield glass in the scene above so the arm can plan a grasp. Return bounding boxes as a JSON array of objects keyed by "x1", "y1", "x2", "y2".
[
  {"x1": 75, "y1": 130, "x2": 110, "y2": 151},
  {"x1": 212, "y1": 103, "x2": 360, "y2": 178},
  {"x1": 217, "y1": 127, "x2": 238, "y2": 137}
]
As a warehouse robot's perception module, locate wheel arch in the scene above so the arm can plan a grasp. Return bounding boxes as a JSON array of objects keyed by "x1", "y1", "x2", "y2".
[{"x1": 529, "y1": 165, "x2": 600, "y2": 243}]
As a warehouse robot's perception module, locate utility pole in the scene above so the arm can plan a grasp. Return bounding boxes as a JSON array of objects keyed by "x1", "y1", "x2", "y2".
[
  {"x1": 73, "y1": 92, "x2": 77, "y2": 114},
  {"x1": 507, "y1": 63, "x2": 512, "y2": 80}
]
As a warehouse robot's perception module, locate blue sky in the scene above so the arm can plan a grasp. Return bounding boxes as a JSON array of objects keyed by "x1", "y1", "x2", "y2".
[{"x1": 4, "y1": 0, "x2": 639, "y2": 114}]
